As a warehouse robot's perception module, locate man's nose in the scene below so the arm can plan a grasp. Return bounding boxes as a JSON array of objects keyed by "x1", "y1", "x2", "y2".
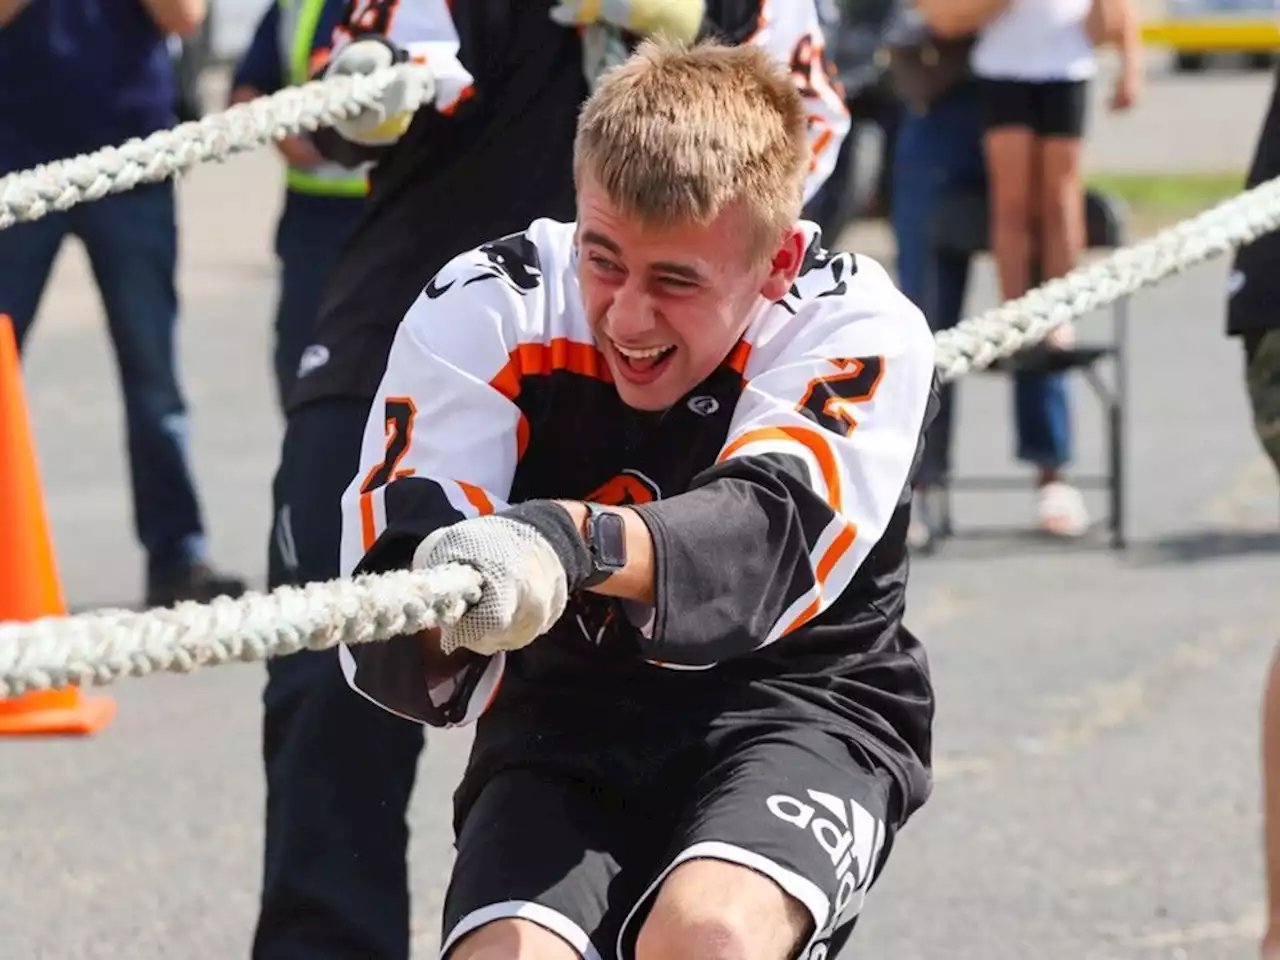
[{"x1": 606, "y1": 279, "x2": 658, "y2": 340}]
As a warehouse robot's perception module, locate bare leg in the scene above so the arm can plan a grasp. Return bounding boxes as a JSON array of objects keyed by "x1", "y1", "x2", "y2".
[
  {"x1": 1038, "y1": 135, "x2": 1087, "y2": 302},
  {"x1": 635, "y1": 858, "x2": 814, "y2": 960},
  {"x1": 983, "y1": 126, "x2": 1038, "y2": 302}
]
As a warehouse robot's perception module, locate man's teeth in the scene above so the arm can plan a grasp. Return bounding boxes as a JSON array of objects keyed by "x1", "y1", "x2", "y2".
[{"x1": 615, "y1": 343, "x2": 672, "y2": 359}]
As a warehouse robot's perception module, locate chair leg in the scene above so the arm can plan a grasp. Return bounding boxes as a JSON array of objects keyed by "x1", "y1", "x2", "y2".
[
  {"x1": 1108, "y1": 399, "x2": 1125, "y2": 549},
  {"x1": 938, "y1": 480, "x2": 954, "y2": 539}
]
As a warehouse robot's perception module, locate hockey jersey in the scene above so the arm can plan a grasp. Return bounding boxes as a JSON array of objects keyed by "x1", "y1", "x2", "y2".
[
  {"x1": 291, "y1": 0, "x2": 851, "y2": 411},
  {"x1": 339, "y1": 217, "x2": 940, "y2": 818}
]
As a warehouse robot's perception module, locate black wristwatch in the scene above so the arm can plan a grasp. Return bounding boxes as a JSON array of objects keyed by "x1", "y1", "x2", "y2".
[{"x1": 581, "y1": 503, "x2": 627, "y2": 589}]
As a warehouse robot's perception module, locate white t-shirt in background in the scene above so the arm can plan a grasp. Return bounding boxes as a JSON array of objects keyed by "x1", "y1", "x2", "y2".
[{"x1": 971, "y1": 0, "x2": 1096, "y2": 82}]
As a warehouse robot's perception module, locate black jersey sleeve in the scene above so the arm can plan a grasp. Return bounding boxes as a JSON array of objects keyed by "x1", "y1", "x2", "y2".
[
  {"x1": 335, "y1": 239, "x2": 536, "y2": 728},
  {"x1": 631, "y1": 257, "x2": 937, "y2": 669}
]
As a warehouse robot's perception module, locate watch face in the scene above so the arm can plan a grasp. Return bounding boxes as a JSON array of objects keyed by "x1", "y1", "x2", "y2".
[{"x1": 594, "y1": 511, "x2": 628, "y2": 569}]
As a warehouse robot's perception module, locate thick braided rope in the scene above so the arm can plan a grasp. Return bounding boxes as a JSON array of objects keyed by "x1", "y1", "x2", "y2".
[
  {"x1": 0, "y1": 565, "x2": 482, "y2": 698},
  {"x1": 0, "y1": 66, "x2": 405, "y2": 230},
  {"x1": 935, "y1": 173, "x2": 1280, "y2": 380}
]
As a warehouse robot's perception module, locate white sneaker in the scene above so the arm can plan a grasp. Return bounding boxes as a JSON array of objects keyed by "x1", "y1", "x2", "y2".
[{"x1": 1037, "y1": 481, "x2": 1088, "y2": 538}]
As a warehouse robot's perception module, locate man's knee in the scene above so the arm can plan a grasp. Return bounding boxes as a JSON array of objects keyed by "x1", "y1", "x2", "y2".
[
  {"x1": 446, "y1": 917, "x2": 581, "y2": 960},
  {"x1": 635, "y1": 859, "x2": 813, "y2": 960}
]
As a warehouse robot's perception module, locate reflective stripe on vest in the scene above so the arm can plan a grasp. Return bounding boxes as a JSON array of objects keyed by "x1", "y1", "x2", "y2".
[{"x1": 277, "y1": 0, "x2": 369, "y2": 198}]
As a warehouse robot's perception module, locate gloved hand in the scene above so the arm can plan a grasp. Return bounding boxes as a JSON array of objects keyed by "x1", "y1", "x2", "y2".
[
  {"x1": 550, "y1": 0, "x2": 706, "y2": 43},
  {"x1": 325, "y1": 37, "x2": 436, "y2": 147},
  {"x1": 413, "y1": 516, "x2": 569, "y2": 657}
]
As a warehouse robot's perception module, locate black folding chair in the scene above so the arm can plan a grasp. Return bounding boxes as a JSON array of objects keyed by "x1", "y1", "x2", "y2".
[{"x1": 924, "y1": 187, "x2": 1131, "y2": 549}]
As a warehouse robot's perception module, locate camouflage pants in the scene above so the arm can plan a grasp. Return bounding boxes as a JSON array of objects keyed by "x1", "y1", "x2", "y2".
[{"x1": 1246, "y1": 329, "x2": 1280, "y2": 476}]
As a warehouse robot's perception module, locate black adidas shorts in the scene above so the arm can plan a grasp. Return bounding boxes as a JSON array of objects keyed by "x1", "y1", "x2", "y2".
[
  {"x1": 440, "y1": 725, "x2": 900, "y2": 960},
  {"x1": 979, "y1": 78, "x2": 1089, "y2": 139}
]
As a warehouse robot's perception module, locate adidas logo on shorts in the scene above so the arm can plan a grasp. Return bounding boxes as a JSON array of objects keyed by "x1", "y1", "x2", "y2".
[{"x1": 765, "y1": 789, "x2": 885, "y2": 952}]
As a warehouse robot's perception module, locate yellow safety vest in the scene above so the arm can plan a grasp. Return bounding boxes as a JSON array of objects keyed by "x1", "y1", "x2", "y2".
[{"x1": 277, "y1": 0, "x2": 369, "y2": 198}]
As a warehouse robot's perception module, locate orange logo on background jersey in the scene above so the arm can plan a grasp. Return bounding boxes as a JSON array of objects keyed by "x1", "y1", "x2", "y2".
[{"x1": 585, "y1": 469, "x2": 660, "y2": 506}]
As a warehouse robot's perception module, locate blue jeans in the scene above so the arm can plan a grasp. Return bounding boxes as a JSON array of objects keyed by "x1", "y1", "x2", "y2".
[
  {"x1": 891, "y1": 84, "x2": 1072, "y2": 485},
  {"x1": 0, "y1": 181, "x2": 207, "y2": 577},
  {"x1": 273, "y1": 194, "x2": 365, "y2": 412}
]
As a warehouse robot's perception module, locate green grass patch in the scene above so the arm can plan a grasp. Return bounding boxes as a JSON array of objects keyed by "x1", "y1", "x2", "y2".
[{"x1": 1086, "y1": 171, "x2": 1247, "y2": 226}]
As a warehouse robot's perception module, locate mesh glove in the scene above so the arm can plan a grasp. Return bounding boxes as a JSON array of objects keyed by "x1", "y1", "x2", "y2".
[
  {"x1": 550, "y1": 0, "x2": 706, "y2": 43},
  {"x1": 326, "y1": 38, "x2": 436, "y2": 147},
  {"x1": 412, "y1": 516, "x2": 569, "y2": 657}
]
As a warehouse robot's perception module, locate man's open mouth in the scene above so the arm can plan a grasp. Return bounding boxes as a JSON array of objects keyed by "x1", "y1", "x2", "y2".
[{"x1": 613, "y1": 340, "x2": 676, "y2": 377}]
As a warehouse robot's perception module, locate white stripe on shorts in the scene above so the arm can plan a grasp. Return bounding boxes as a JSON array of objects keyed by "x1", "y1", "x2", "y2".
[{"x1": 440, "y1": 899, "x2": 603, "y2": 960}]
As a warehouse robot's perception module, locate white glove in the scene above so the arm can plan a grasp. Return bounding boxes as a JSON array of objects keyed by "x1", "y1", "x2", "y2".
[
  {"x1": 326, "y1": 38, "x2": 436, "y2": 147},
  {"x1": 413, "y1": 516, "x2": 569, "y2": 657},
  {"x1": 550, "y1": 0, "x2": 706, "y2": 43}
]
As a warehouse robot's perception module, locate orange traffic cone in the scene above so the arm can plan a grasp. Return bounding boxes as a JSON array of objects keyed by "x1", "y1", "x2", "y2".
[{"x1": 0, "y1": 314, "x2": 114, "y2": 735}]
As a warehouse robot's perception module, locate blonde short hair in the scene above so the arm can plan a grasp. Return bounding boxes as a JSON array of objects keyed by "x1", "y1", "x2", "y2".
[{"x1": 573, "y1": 37, "x2": 810, "y2": 262}]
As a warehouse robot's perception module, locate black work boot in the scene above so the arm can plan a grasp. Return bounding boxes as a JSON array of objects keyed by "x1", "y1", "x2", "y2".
[{"x1": 145, "y1": 561, "x2": 247, "y2": 609}]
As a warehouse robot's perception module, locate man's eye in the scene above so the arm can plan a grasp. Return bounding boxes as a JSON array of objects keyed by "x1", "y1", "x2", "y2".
[
  {"x1": 660, "y1": 276, "x2": 696, "y2": 290},
  {"x1": 589, "y1": 255, "x2": 620, "y2": 273}
]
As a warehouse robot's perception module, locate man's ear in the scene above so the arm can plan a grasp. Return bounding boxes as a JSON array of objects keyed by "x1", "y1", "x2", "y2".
[{"x1": 759, "y1": 227, "x2": 807, "y2": 302}]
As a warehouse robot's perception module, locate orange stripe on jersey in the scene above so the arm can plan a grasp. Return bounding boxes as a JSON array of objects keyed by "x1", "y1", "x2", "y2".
[
  {"x1": 778, "y1": 520, "x2": 857, "y2": 637},
  {"x1": 489, "y1": 338, "x2": 610, "y2": 461},
  {"x1": 457, "y1": 481, "x2": 495, "y2": 516},
  {"x1": 360, "y1": 491, "x2": 377, "y2": 552},
  {"x1": 725, "y1": 339, "x2": 752, "y2": 378},
  {"x1": 439, "y1": 84, "x2": 475, "y2": 116},
  {"x1": 489, "y1": 338, "x2": 611, "y2": 395},
  {"x1": 718, "y1": 424, "x2": 843, "y2": 514},
  {"x1": 808, "y1": 120, "x2": 834, "y2": 172},
  {"x1": 515, "y1": 339, "x2": 611, "y2": 381}
]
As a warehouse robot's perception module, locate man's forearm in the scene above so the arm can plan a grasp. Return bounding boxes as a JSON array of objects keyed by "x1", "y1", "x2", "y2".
[{"x1": 0, "y1": 0, "x2": 31, "y2": 28}]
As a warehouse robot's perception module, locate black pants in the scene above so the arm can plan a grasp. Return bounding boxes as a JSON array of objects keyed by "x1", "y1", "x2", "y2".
[{"x1": 253, "y1": 396, "x2": 427, "y2": 960}]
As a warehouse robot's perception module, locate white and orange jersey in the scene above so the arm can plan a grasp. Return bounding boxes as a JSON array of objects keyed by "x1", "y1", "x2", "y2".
[
  {"x1": 741, "y1": 0, "x2": 851, "y2": 202},
  {"x1": 337, "y1": 215, "x2": 938, "y2": 806}
]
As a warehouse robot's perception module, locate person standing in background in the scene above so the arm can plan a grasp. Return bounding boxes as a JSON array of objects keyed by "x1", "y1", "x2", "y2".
[
  {"x1": 967, "y1": 0, "x2": 1140, "y2": 537},
  {"x1": 892, "y1": 0, "x2": 1138, "y2": 547},
  {"x1": 0, "y1": 0, "x2": 247, "y2": 608},
  {"x1": 229, "y1": 0, "x2": 370, "y2": 412}
]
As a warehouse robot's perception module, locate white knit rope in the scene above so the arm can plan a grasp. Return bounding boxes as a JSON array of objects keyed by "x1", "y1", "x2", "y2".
[
  {"x1": 936, "y1": 173, "x2": 1280, "y2": 382},
  {"x1": 0, "y1": 565, "x2": 483, "y2": 698},
  {"x1": 0, "y1": 67, "x2": 403, "y2": 230},
  {"x1": 0, "y1": 66, "x2": 1274, "y2": 696}
]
